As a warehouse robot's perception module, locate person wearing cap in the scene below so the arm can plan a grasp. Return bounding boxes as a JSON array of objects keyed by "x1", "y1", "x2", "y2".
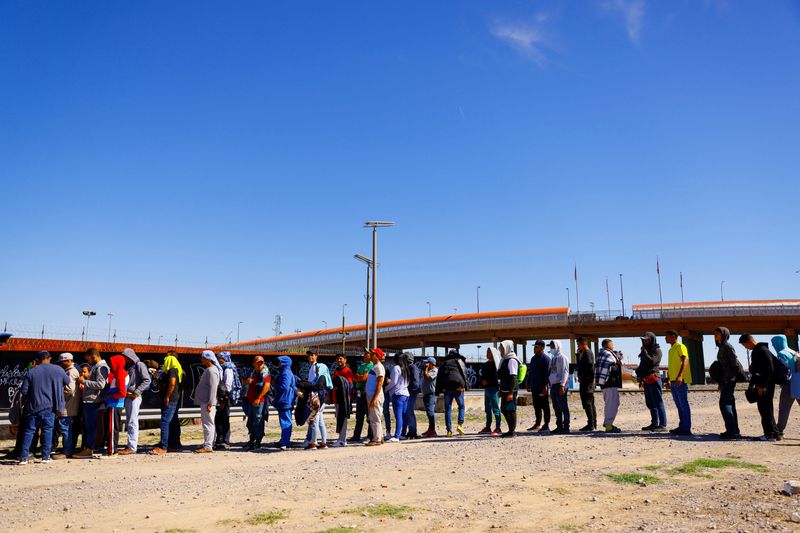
[
  {"x1": 636, "y1": 332, "x2": 667, "y2": 432},
  {"x1": 435, "y1": 349, "x2": 468, "y2": 437},
  {"x1": 194, "y1": 350, "x2": 221, "y2": 453},
  {"x1": 52, "y1": 353, "x2": 80, "y2": 459},
  {"x1": 714, "y1": 327, "x2": 741, "y2": 439},
  {"x1": 739, "y1": 334, "x2": 780, "y2": 441},
  {"x1": 18, "y1": 351, "x2": 69, "y2": 464},
  {"x1": 118, "y1": 348, "x2": 151, "y2": 455},
  {"x1": 548, "y1": 341, "x2": 571, "y2": 434},
  {"x1": 365, "y1": 348, "x2": 386, "y2": 446},
  {"x1": 349, "y1": 350, "x2": 374, "y2": 443},
  {"x1": 214, "y1": 352, "x2": 239, "y2": 450},
  {"x1": 304, "y1": 350, "x2": 332, "y2": 449},
  {"x1": 526, "y1": 340, "x2": 551, "y2": 433},
  {"x1": 243, "y1": 355, "x2": 271, "y2": 451},
  {"x1": 575, "y1": 337, "x2": 597, "y2": 432},
  {"x1": 74, "y1": 348, "x2": 109, "y2": 458},
  {"x1": 665, "y1": 331, "x2": 692, "y2": 436},
  {"x1": 595, "y1": 339, "x2": 623, "y2": 433},
  {"x1": 420, "y1": 357, "x2": 438, "y2": 437}
]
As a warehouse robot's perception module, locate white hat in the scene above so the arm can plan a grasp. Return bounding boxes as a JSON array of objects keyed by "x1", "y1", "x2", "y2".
[{"x1": 57, "y1": 352, "x2": 74, "y2": 362}]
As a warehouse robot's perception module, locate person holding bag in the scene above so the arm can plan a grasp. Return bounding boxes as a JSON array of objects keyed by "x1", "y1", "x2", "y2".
[{"x1": 637, "y1": 332, "x2": 667, "y2": 432}]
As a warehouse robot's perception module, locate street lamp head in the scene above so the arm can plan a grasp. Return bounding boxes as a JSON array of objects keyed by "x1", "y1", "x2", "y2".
[
  {"x1": 82, "y1": 311, "x2": 96, "y2": 317},
  {"x1": 354, "y1": 254, "x2": 373, "y2": 265},
  {"x1": 364, "y1": 221, "x2": 395, "y2": 228}
]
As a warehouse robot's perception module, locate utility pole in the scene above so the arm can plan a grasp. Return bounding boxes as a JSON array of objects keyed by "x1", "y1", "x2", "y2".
[
  {"x1": 365, "y1": 221, "x2": 395, "y2": 350},
  {"x1": 476, "y1": 285, "x2": 481, "y2": 313},
  {"x1": 619, "y1": 274, "x2": 626, "y2": 317}
]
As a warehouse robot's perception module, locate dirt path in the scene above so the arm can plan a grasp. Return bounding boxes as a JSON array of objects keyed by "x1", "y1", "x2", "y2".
[{"x1": 2, "y1": 392, "x2": 800, "y2": 532}]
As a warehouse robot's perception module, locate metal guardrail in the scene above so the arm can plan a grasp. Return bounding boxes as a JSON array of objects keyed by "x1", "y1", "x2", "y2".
[{"x1": 633, "y1": 304, "x2": 800, "y2": 320}]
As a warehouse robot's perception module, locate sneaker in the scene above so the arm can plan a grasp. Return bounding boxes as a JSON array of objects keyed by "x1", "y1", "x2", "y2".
[
  {"x1": 388, "y1": 437, "x2": 399, "y2": 443},
  {"x1": 279, "y1": 445, "x2": 288, "y2": 451},
  {"x1": 719, "y1": 432, "x2": 741, "y2": 441},
  {"x1": 399, "y1": 436, "x2": 408, "y2": 441},
  {"x1": 673, "y1": 428, "x2": 692, "y2": 436},
  {"x1": 652, "y1": 426, "x2": 667, "y2": 433},
  {"x1": 347, "y1": 437, "x2": 363, "y2": 443},
  {"x1": 641, "y1": 424, "x2": 657, "y2": 431},
  {"x1": 578, "y1": 424, "x2": 594, "y2": 432},
  {"x1": 193, "y1": 447, "x2": 213, "y2": 453},
  {"x1": 421, "y1": 429, "x2": 436, "y2": 437},
  {"x1": 605, "y1": 425, "x2": 622, "y2": 433},
  {"x1": 538, "y1": 425, "x2": 550, "y2": 433},
  {"x1": 528, "y1": 424, "x2": 542, "y2": 431},
  {"x1": 365, "y1": 440, "x2": 383, "y2": 447},
  {"x1": 446, "y1": 431, "x2": 453, "y2": 438},
  {"x1": 500, "y1": 432, "x2": 516, "y2": 438},
  {"x1": 73, "y1": 449, "x2": 94, "y2": 459},
  {"x1": 668, "y1": 427, "x2": 681, "y2": 434},
  {"x1": 148, "y1": 447, "x2": 166, "y2": 456},
  {"x1": 118, "y1": 449, "x2": 136, "y2": 455},
  {"x1": 318, "y1": 443, "x2": 328, "y2": 449},
  {"x1": 305, "y1": 443, "x2": 318, "y2": 450},
  {"x1": 456, "y1": 425, "x2": 465, "y2": 436},
  {"x1": 41, "y1": 457, "x2": 52, "y2": 464},
  {"x1": 18, "y1": 458, "x2": 28, "y2": 465},
  {"x1": 51, "y1": 453, "x2": 67, "y2": 460},
  {"x1": 492, "y1": 428, "x2": 503, "y2": 435},
  {"x1": 478, "y1": 427, "x2": 492, "y2": 435}
]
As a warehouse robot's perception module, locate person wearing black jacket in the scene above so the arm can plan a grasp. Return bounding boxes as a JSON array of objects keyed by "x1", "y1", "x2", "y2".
[
  {"x1": 575, "y1": 337, "x2": 597, "y2": 431},
  {"x1": 637, "y1": 332, "x2": 667, "y2": 432},
  {"x1": 478, "y1": 348, "x2": 501, "y2": 435},
  {"x1": 435, "y1": 349, "x2": 468, "y2": 437},
  {"x1": 526, "y1": 340, "x2": 551, "y2": 432},
  {"x1": 739, "y1": 334, "x2": 780, "y2": 441},
  {"x1": 715, "y1": 327, "x2": 741, "y2": 439}
]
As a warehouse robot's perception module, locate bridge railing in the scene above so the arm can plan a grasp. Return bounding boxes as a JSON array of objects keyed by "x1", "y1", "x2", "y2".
[{"x1": 632, "y1": 304, "x2": 800, "y2": 320}]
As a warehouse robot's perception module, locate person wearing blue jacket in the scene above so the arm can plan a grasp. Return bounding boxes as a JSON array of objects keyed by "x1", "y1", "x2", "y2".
[
  {"x1": 272, "y1": 356, "x2": 297, "y2": 450},
  {"x1": 773, "y1": 335, "x2": 800, "y2": 437},
  {"x1": 19, "y1": 351, "x2": 69, "y2": 464}
]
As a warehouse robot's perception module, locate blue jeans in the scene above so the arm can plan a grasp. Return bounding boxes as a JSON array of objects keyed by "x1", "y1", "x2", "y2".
[
  {"x1": 550, "y1": 384, "x2": 570, "y2": 430},
  {"x1": 392, "y1": 394, "x2": 409, "y2": 439},
  {"x1": 443, "y1": 391, "x2": 465, "y2": 432},
  {"x1": 423, "y1": 393, "x2": 436, "y2": 431},
  {"x1": 670, "y1": 382, "x2": 692, "y2": 431},
  {"x1": 484, "y1": 386, "x2": 501, "y2": 428},
  {"x1": 403, "y1": 393, "x2": 418, "y2": 436},
  {"x1": 158, "y1": 401, "x2": 179, "y2": 449},
  {"x1": 644, "y1": 379, "x2": 667, "y2": 427},
  {"x1": 719, "y1": 381, "x2": 739, "y2": 435},
  {"x1": 21, "y1": 410, "x2": 55, "y2": 461},
  {"x1": 57, "y1": 416, "x2": 74, "y2": 456},
  {"x1": 278, "y1": 409, "x2": 293, "y2": 446},
  {"x1": 309, "y1": 410, "x2": 327, "y2": 444},
  {"x1": 82, "y1": 402, "x2": 100, "y2": 451},
  {"x1": 246, "y1": 401, "x2": 267, "y2": 445}
]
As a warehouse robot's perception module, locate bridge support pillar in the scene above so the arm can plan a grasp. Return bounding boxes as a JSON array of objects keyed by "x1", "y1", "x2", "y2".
[
  {"x1": 492, "y1": 337, "x2": 498, "y2": 349},
  {"x1": 785, "y1": 329, "x2": 799, "y2": 352},
  {"x1": 680, "y1": 330, "x2": 705, "y2": 385},
  {"x1": 420, "y1": 341, "x2": 427, "y2": 358},
  {"x1": 522, "y1": 342, "x2": 528, "y2": 363},
  {"x1": 569, "y1": 336, "x2": 576, "y2": 364}
]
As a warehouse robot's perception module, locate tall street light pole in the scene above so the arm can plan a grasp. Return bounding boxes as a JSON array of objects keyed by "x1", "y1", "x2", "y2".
[
  {"x1": 354, "y1": 254, "x2": 374, "y2": 351},
  {"x1": 341, "y1": 303, "x2": 348, "y2": 355},
  {"x1": 82, "y1": 311, "x2": 96, "y2": 342},
  {"x1": 426, "y1": 301, "x2": 431, "y2": 318},
  {"x1": 721, "y1": 280, "x2": 726, "y2": 302},
  {"x1": 619, "y1": 274, "x2": 626, "y2": 317},
  {"x1": 476, "y1": 285, "x2": 481, "y2": 313},
  {"x1": 365, "y1": 221, "x2": 395, "y2": 350},
  {"x1": 107, "y1": 312, "x2": 114, "y2": 343},
  {"x1": 566, "y1": 287, "x2": 570, "y2": 309},
  {"x1": 237, "y1": 321, "x2": 244, "y2": 344}
]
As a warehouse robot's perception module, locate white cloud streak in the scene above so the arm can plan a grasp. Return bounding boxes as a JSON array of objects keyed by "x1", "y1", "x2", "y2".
[
  {"x1": 600, "y1": 0, "x2": 645, "y2": 43},
  {"x1": 489, "y1": 13, "x2": 553, "y2": 67}
]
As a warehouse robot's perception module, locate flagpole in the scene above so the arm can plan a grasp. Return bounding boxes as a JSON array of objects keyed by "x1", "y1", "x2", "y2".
[
  {"x1": 657, "y1": 256, "x2": 664, "y2": 318},
  {"x1": 680, "y1": 272, "x2": 684, "y2": 303},
  {"x1": 605, "y1": 277, "x2": 611, "y2": 316},
  {"x1": 574, "y1": 263, "x2": 580, "y2": 314}
]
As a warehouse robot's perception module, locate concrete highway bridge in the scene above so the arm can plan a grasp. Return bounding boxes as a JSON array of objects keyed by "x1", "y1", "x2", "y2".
[{"x1": 225, "y1": 299, "x2": 800, "y2": 386}]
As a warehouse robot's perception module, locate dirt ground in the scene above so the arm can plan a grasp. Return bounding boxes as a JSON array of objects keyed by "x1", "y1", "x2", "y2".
[{"x1": 2, "y1": 390, "x2": 800, "y2": 533}]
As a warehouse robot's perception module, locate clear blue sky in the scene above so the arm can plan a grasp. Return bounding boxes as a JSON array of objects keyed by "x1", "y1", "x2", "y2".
[{"x1": 2, "y1": 1, "x2": 799, "y2": 351}]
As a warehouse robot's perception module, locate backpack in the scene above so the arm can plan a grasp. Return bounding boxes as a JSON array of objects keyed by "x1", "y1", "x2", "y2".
[
  {"x1": 407, "y1": 364, "x2": 420, "y2": 394},
  {"x1": 773, "y1": 355, "x2": 791, "y2": 386},
  {"x1": 709, "y1": 361, "x2": 723, "y2": 384},
  {"x1": 218, "y1": 367, "x2": 243, "y2": 405},
  {"x1": 517, "y1": 363, "x2": 528, "y2": 385}
]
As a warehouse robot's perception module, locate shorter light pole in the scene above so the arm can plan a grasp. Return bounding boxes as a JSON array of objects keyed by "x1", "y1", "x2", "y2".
[
  {"x1": 476, "y1": 285, "x2": 481, "y2": 313},
  {"x1": 82, "y1": 311, "x2": 96, "y2": 342},
  {"x1": 426, "y1": 301, "x2": 431, "y2": 318},
  {"x1": 322, "y1": 320, "x2": 328, "y2": 330},
  {"x1": 237, "y1": 321, "x2": 244, "y2": 344},
  {"x1": 721, "y1": 280, "x2": 726, "y2": 302},
  {"x1": 566, "y1": 287, "x2": 570, "y2": 309},
  {"x1": 107, "y1": 313, "x2": 114, "y2": 343},
  {"x1": 453, "y1": 307, "x2": 458, "y2": 315}
]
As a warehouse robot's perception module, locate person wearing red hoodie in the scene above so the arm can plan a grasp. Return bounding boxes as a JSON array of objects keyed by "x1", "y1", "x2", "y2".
[{"x1": 97, "y1": 354, "x2": 127, "y2": 455}]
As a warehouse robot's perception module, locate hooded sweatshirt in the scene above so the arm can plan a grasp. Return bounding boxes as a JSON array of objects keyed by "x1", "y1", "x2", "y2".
[
  {"x1": 498, "y1": 340, "x2": 522, "y2": 393},
  {"x1": 772, "y1": 335, "x2": 796, "y2": 373},
  {"x1": 715, "y1": 327, "x2": 740, "y2": 383},
  {"x1": 435, "y1": 350, "x2": 467, "y2": 394},
  {"x1": 482, "y1": 348, "x2": 500, "y2": 388},
  {"x1": 748, "y1": 342, "x2": 774, "y2": 387},
  {"x1": 636, "y1": 332, "x2": 662, "y2": 380},
  {"x1": 21, "y1": 362, "x2": 69, "y2": 416},
  {"x1": 548, "y1": 340, "x2": 570, "y2": 386},
  {"x1": 82, "y1": 358, "x2": 109, "y2": 403},
  {"x1": 123, "y1": 348, "x2": 151, "y2": 398},
  {"x1": 106, "y1": 354, "x2": 129, "y2": 407},
  {"x1": 195, "y1": 352, "x2": 221, "y2": 406},
  {"x1": 271, "y1": 356, "x2": 297, "y2": 410},
  {"x1": 527, "y1": 348, "x2": 552, "y2": 392},
  {"x1": 62, "y1": 363, "x2": 81, "y2": 416}
]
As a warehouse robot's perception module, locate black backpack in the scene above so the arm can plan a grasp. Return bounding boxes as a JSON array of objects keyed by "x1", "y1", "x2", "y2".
[
  {"x1": 709, "y1": 361, "x2": 723, "y2": 384},
  {"x1": 772, "y1": 355, "x2": 791, "y2": 386},
  {"x1": 407, "y1": 364, "x2": 421, "y2": 394}
]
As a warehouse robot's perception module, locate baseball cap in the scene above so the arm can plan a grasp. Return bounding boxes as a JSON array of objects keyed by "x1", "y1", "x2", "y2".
[
  {"x1": 36, "y1": 350, "x2": 51, "y2": 360},
  {"x1": 371, "y1": 348, "x2": 385, "y2": 360},
  {"x1": 534, "y1": 340, "x2": 546, "y2": 347},
  {"x1": 425, "y1": 357, "x2": 436, "y2": 364},
  {"x1": 57, "y1": 353, "x2": 74, "y2": 362},
  {"x1": 306, "y1": 350, "x2": 316, "y2": 356}
]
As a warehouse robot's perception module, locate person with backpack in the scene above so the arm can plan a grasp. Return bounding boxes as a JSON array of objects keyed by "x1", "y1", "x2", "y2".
[
  {"x1": 402, "y1": 353, "x2": 421, "y2": 439},
  {"x1": 637, "y1": 332, "x2": 667, "y2": 432},
  {"x1": 739, "y1": 334, "x2": 780, "y2": 441},
  {"x1": 772, "y1": 335, "x2": 800, "y2": 438},
  {"x1": 304, "y1": 350, "x2": 332, "y2": 450},
  {"x1": 214, "y1": 352, "x2": 240, "y2": 450},
  {"x1": 575, "y1": 337, "x2": 597, "y2": 432},
  {"x1": 714, "y1": 327, "x2": 742, "y2": 440},
  {"x1": 595, "y1": 339, "x2": 623, "y2": 433},
  {"x1": 332, "y1": 354, "x2": 354, "y2": 447},
  {"x1": 497, "y1": 340, "x2": 522, "y2": 438},
  {"x1": 272, "y1": 356, "x2": 297, "y2": 450},
  {"x1": 435, "y1": 349, "x2": 468, "y2": 437},
  {"x1": 665, "y1": 331, "x2": 692, "y2": 436},
  {"x1": 526, "y1": 340, "x2": 551, "y2": 433},
  {"x1": 479, "y1": 347, "x2": 501, "y2": 435},
  {"x1": 242, "y1": 355, "x2": 271, "y2": 451}
]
